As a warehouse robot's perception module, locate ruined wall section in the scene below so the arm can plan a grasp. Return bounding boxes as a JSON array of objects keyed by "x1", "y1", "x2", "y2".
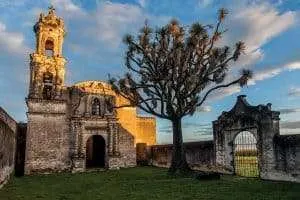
[
  {"x1": 270, "y1": 134, "x2": 300, "y2": 182},
  {"x1": 139, "y1": 141, "x2": 215, "y2": 171},
  {"x1": 25, "y1": 99, "x2": 70, "y2": 174},
  {"x1": 0, "y1": 107, "x2": 17, "y2": 188}
]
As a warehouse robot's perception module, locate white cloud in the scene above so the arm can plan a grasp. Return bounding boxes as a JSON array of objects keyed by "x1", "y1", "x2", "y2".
[
  {"x1": 91, "y1": 2, "x2": 169, "y2": 48},
  {"x1": 137, "y1": 0, "x2": 147, "y2": 8},
  {"x1": 49, "y1": 1, "x2": 169, "y2": 49},
  {"x1": 288, "y1": 87, "x2": 300, "y2": 97},
  {"x1": 93, "y1": 2, "x2": 144, "y2": 47},
  {"x1": 280, "y1": 121, "x2": 300, "y2": 135},
  {"x1": 196, "y1": 105, "x2": 212, "y2": 112},
  {"x1": 231, "y1": 49, "x2": 264, "y2": 70},
  {"x1": 248, "y1": 67, "x2": 282, "y2": 85},
  {"x1": 208, "y1": 2, "x2": 297, "y2": 101},
  {"x1": 51, "y1": 0, "x2": 81, "y2": 12},
  {"x1": 249, "y1": 61, "x2": 300, "y2": 85},
  {"x1": 286, "y1": 61, "x2": 300, "y2": 70},
  {"x1": 51, "y1": 0, "x2": 86, "y2": 18},
  {"x1": 207, "y1": 85, "x2": 241, "y2": 102},
  {"x1": 0, "y1": 0, "x2": 27, "y2": 8},
  {"x1": 280, "y1": 128, "x2": 300, "y2": 135},
  {"x1": 198, "y1": 0, "x2": 214, "y2": 8},
  {"x1": 231, "y1": 4, "x2": 295, "y2": 52},
  {"x1": 222, "y1": 3, "x2": 296, "y2": 68},
  {"x1": 0, "y1": 21, "x2": 30, "y2": 55},
  {"x1": 278, "y1": 108, "x2": 300, "y2": 114},
  {"x1": 206, "y1": 59, "x2": 300, "y2": 102}
]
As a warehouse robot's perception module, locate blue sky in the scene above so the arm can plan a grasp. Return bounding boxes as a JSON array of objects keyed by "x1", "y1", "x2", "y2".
[{"x1": 0, "y1": 0, "x2": 300, "y2": 144}]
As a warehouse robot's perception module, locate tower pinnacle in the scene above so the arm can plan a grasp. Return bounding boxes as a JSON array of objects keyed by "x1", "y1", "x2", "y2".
[{"x1": 28, "y1": 8, "x2": 66, "y2": 100}]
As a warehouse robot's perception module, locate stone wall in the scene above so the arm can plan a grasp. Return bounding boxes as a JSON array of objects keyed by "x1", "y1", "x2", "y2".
[
  {"x1": 139, "y1": 141, "x2": 215, "y2": 171},
  {"x1": 0, "y1": 107, "x2": 17, "y2": 188},
  {"x1": 25, "y1": 99, "x2": 70, "y2": 174},
  {"x1": 15, "y1": 123, "x2": 27, "y2": 177},
  {"x1": 269, "y1": 134, "x2": 300, "y2": 182},
  {"x1": 109, "y1": 126, "x2": 136, "y2": 169},
  {"x1": 214, "y1": 95, "x2": 300, "y2": 182}
]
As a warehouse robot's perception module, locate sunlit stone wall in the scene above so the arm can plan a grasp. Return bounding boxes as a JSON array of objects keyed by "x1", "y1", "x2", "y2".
[{"x1": 75, "y1": 81, "x2": 156, "y2": 146}]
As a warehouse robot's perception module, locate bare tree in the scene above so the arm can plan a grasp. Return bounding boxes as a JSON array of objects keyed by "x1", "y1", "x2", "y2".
[{"x1": 109, "y1": 9, "x2": 252, "y2": 174}]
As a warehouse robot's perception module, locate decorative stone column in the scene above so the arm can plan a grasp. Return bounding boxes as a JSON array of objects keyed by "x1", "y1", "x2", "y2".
[
  {"x1": 54, "y1": 68, "x2": 60, "y2": 99},
  {"x1": 36, "y1": 68, "x2": 44, "y2": 99},
  {"x1": 113, "y1": 123, "x2": 120, "y2": 156},
  {"x1": 77, "y1": 122, "x2": 84, "y2": 156},
  {"x1": 84, "y1": 96, "x2": 90, "y2": 117},
  {"x1": 30, "y1": 64, "x2": 42, "y2": 99},
  {"x1": 108, "y1": 122, "x2": 114, "y2": 156}
]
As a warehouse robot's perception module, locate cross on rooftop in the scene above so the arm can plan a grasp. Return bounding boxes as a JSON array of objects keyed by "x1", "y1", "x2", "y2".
[{"x1": 48, "y1": 5, "x2": 55, "y2": 13}]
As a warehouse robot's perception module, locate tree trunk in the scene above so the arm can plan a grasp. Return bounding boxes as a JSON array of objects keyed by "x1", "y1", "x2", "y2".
[{"x1": 168, "y1": 118, "x2": 191, "y2": 175}]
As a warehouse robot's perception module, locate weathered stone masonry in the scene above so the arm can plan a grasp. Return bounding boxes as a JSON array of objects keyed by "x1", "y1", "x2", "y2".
[
  {"x1": 137, "y1": 141, "x2": 215, "y2": 171},
  {"x1": 213, "y1": 95, "x2": 300, "y2": 182},
  {"x1": 0, "y1": 107, "x2": 17, "y2": 188},
  {"x1": 24, "y1": 8, "x2": 154, "y2": 174}
]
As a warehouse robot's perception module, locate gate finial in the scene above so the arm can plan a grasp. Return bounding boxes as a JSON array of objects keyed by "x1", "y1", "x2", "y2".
[{"x1": 237, "y1": 95, "x2": 246, "y2": 99}]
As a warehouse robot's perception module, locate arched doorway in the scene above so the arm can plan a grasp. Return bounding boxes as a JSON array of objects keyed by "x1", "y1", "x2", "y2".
[
  {"x1": 86, "y1": 135, "x2": 106, "y2": 168},
  {"x1": 233, "y1": 131, "x2": 259, "y2": 177}
]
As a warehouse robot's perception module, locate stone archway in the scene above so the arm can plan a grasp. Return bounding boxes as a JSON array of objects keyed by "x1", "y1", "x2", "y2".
[
  {"x1": 86, "y1": 135, "x2": 106, "y2": 168},
  {"x1": 213, "y1": 95, "x2": 280, "y2": 178},
  {"x1": 233, "y1": 131, "x2": 259, "y2": 177}
]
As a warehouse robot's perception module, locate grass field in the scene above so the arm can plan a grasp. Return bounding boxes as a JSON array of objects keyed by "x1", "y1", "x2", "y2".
[
  {"x1": 234, "y1": 156, "x2": 259, "y2": 177},
  {"x1": 0, "y1": 167, "x2": 299, "y2": 200}
]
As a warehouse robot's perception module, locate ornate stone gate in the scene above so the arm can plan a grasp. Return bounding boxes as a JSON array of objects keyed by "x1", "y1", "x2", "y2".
[{"x1": 213, "y1": 95, "x2": 280, "y2": 179}]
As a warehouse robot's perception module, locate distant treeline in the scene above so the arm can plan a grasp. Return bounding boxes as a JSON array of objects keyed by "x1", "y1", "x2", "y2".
[{"x1": 235, "y1": 149, "x2": 257, "y2": 156}]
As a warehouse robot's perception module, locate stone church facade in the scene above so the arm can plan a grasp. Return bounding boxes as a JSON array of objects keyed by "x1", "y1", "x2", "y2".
[{"x1": 24, "y1": 7, "x2": 156, "y2": 174}]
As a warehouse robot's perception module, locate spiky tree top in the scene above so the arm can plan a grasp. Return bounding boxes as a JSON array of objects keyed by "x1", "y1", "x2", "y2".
[{"x1": 109, "y1": 9, "x2": 252, "y2": 120}]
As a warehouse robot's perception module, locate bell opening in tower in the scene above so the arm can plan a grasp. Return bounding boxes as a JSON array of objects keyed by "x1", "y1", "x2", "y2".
[
  {"x1": 42, "y1": 72, "x2": 54, "y2": 100},
  {"x1": 45, "y1": 39, "x2": 54, "y2": 57}
]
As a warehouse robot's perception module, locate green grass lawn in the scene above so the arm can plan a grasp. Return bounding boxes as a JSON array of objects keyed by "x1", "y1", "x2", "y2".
[{"x1": 0, "y1": 167, "x2": 299, "y2": 200}]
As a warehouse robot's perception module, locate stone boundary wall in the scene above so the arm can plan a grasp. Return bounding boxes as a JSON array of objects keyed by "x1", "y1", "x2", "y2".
[
  {"x1": 270, "y1": 134, "x2": 300, "y2": 182},
  {"x1": 137, "y1": 141, "x2": 215, "y2": 171},
  {"x1": 0, "y1": 107, "x2": 17, "y2": 189}
]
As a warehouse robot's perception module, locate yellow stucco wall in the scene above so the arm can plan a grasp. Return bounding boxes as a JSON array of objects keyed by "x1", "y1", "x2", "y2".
[
  {"x1": 136, "y1": 116, "x2": 156, "y2": 145},
  {"x1": 117, "y1": 108, "x2": 156, "y2": 145}
]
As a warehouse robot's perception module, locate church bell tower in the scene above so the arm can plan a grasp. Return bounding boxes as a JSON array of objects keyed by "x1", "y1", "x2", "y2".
[
  {"x1": 28, "y1": 6, "x2": 66, "y2": 100},
  {"x1": 25, "y1": 7, "x2": 70, "y2": 175}
]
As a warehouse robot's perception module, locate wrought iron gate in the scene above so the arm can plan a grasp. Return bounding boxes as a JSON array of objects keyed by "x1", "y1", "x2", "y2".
[{"x1": 233, "y1": 131, "x2": 259, "y2": 177}]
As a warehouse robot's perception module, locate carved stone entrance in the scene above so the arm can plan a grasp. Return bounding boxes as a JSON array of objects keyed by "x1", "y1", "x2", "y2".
[
  {"x1": 213, "y1": 95, "x2": 280, "y2": 179},
  {"x1": 233, "y1": 131, "x2": 259, "y2": 177},
  {"x1": 86, "y1": 135, "x2": 106, "y2": 168}
]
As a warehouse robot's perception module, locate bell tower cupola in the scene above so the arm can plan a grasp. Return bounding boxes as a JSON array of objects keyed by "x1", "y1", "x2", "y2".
[{"x1": 28, "y1": 6, "x2": 66, "y2": 100}]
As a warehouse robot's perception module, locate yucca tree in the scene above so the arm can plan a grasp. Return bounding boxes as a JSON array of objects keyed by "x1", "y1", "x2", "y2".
[{"x1": 109, "y1": 9, "x2": 252, "y2": 174}]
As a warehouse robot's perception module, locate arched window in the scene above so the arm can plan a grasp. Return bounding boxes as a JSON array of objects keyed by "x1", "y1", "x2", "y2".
[
  {"x1": 45, "y1": 39, "x2": 54, "y2": 57},
  {"x1": 42, "y1": 72, "x2": 53, "y2": 100},
  {"x1": 92, "y1": 98, "x2": 101, "y2": 116}
]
